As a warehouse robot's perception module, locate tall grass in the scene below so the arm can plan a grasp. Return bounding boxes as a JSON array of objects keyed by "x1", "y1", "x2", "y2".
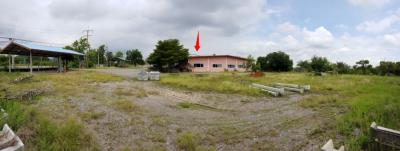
[{"x1": 0, "y1": 100, "x2": 99, "y2": 151}]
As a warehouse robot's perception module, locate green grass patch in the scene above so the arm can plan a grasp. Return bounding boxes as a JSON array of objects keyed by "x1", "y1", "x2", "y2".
[{"x1": 0, "y1": 100, "x2": 98, "y2": 151}]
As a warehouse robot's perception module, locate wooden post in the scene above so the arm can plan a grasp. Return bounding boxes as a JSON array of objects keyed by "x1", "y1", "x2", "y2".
[{"x1": 29, "y1": 50, "x2": 32, "y2": 74}]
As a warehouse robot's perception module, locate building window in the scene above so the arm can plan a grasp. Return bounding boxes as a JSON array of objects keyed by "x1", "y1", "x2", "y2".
[
  {"x1": 228, "y1": 64, "x2": 235, "y2": 68},
  {"x1": 213, "y1": 64, "x2": 222, "y2": 68},
  {"x1": 193, "y1": 63, "x2": 203, "y2": 68},
  {"x1": 238, "y1": 64, "x2": 245, "y2": 68}
]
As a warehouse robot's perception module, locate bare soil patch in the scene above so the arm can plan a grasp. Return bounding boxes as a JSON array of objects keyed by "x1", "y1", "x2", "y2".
[{"x1": 37, "y1": 69, "x2": 328, "y2": 151}]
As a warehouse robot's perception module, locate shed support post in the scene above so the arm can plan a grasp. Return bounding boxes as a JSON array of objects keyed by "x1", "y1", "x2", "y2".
[
  {"x1": 8, "y1": 55, "x2": 11, "y2": 73},
  {"x1": 29, "y1": 50, "x2": 32, "y2": 74}
]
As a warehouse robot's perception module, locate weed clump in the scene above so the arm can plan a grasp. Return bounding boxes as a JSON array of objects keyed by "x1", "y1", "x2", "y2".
[{"x1": 177, "y1": 131, "x2": 198, "y2": 151}]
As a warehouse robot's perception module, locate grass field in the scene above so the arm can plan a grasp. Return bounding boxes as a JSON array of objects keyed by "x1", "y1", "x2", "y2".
[
  {"x1": 160, "y1": 72, "x2": 400, "y2": 150},
  {"x1": 1, "y1": 70, "x2": 399, "y2": 150}
]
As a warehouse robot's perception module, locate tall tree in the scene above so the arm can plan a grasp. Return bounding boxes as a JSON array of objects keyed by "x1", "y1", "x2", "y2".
[
  {"x1": 97, "y1": 45, "x2": 107, "y2": 65},
  {"x1": 297, "y1": 60, "x2": 312, "y2": 72},
  {"x1": 257, "y1": 51, "x2": 293, "y2": 72},
  {"x1": 147, "y1": 39, "x2": 189, "y2": 72},
  {"x1": 310, "y1": 56, "x2": 331, "y2": 72},
  {"x1": 355, "y1": 59, "x2": 371, "y2": 74},
  {"x1": 105, "y1": 51, "x2": 113, "y2": 67},
  {"x1": 246, "y1": 55, "x2": 256, "y2": 71},
  {"x1": 115, "y1": 51, "x2": 124, "y2": 59},
  {"x1": 126, "y1": 49, "x2": 145, "y2": 66},
  {"x1": 334, "y1": 62, "x2": 351, "y2": 74},
  {"x1": 64, "y1": 37, "x2": 90, "y2": 68}
]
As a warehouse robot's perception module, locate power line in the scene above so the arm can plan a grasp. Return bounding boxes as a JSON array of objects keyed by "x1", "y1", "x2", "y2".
[
  {"x1": 82, "y1": 29, "x2": 94, "y2": 67},
  {"x1": 0, "y1": 36, "x2": 67, "y2": 46}
]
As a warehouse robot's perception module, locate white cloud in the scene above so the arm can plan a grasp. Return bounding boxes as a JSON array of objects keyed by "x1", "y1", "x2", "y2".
[
  {"x1": 356, "y1": 14, "x2": 399, "y2": 33},
  {"x1": 348, "y1": 0, "x2": 392, "y2": 7},
  {"x1": 276, "y1": 22, "x2": 299, "y2": 34},
  {"x1": 303, "y1": 26, "x2": 334, "y2": 48},
  {"x1": 383, "y1": 33, "x2": 400, "y2": 46}
]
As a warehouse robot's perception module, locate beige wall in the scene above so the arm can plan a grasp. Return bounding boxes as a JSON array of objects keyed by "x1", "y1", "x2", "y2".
[{"x1": 188, "y1": 56, "x2": 246, "y2": 72}]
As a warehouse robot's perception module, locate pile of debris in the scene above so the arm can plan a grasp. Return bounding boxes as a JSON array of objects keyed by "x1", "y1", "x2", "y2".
[
  {"x1": 250, "y1": 82, "x2": 310, "y2": 97},
  {"x1": 12, "y1": 75, "x2": 33, "y2": 83},
  {"x1": 0, "y1": 124, "x2": 24, "y2": 151},
  {"x1": 138, "y1": 71, "x2": 160, "y2": 81}
]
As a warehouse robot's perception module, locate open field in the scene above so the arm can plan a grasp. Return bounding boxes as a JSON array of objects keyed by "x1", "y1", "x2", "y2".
[
  {"x1": 0, "y1": 69, "x2": 399, "y2": 150},
  {"x1": 161, "y1": 72, "x2": 400, "y2": 150}
]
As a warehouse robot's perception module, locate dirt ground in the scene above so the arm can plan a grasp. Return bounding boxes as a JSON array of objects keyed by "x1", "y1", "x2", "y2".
[{"x1": 37, "y1": 69, "x2": 328, "y2": 151}]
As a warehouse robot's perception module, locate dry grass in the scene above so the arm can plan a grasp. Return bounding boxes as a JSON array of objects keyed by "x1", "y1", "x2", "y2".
[{"x1": 110, "y1": 99, "x2": 137, "y2": 113}]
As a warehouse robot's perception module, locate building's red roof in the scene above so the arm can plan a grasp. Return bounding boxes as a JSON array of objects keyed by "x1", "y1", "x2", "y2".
[{"x1": 189, "y1": 55, "x2": 247, "y2": 60}]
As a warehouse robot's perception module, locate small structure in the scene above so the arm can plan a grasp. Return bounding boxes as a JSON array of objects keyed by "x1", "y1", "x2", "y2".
[
  {"x1": 188, "y1": 54, "x2": 247, "y2": 72},
  {"x1": 137, "y1": 70, "x2": 149, "y2": 81},
  {"x1": 0, "y1": 124, "x2": 24, "y2": 151},
  {"x1": 0, "y1": 40, "x2": 83, "y2": 73},
  {"x1": 149, "y1": 71, "x2": 160, "y2": 81},
  {"x1": 321, "y1": 139, "x2": 344, "y2": 151},
  {"x1": 137, "y1": 71, "x2": 160, "y2": 81},
  {"x1": 370, "y1": 122, "x2": 400, "y2": 149}
]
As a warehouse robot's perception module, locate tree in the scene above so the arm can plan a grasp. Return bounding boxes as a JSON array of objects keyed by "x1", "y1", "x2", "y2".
[
  {"x1": 296, "y1": 60, "x2": 312, "y2": 72},
  {"x1": 246, "y1": 55, "x2": 256, "y2": 71},
  {"x1": 64, "y1": 37, "x2": 90, "y2": 68},
  {"x1": 310, "y1": 56, "x2": 331, "y2": 72},
  {"x1": 126, "y1": 49, "x2": 145, "y2": 66},
  {"x1": 97, "y1": 45, "x2": 107, "y2": 65},
  {"x1": 355, "y1": 59, "x2": 371, "y2": 74},
  {"x1": 146, "y1": 39, "x2": 189, "y2": 72},
  {"x1": 86, "y1": 49, "x2": 98, "y2": 68},
  {"x1": 256, "y1": 51, "x2": 293, "y2": 72},
  {"x1": 334, "y1": 62, "x2": 351, "y2": 74},
  {"x1": 115, "y1": 51, "x2": 124, "y2": 59},
  {"x1": 105, "y1": 51, "x2": 113, "y2": 67},
  {"x1": 377, "y1": 61, "x2": 400, "y2": 76}
]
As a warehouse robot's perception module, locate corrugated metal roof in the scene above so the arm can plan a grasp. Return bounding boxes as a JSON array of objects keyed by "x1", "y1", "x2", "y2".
[{"x1": 14, "y1": 41, "x2": 84, "y2": 56}]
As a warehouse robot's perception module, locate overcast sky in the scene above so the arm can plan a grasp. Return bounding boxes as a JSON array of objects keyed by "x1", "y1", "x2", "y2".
[{"x1": 0, "y1": 0, "x2": 399, "y2": 65}]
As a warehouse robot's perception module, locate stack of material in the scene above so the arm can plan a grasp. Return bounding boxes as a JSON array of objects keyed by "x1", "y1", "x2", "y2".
[
  {"x1": 251, "y1": 82, "x2": 310, "y2": 97},
  {"x1": 149, "y1": 71, "x2": 160, "y2": 81},
  {"x1": 251, "y1": 83, "x2": 284, "y2": 97},
  {"x1": 370, "y1": 122, "x2": 400, "y2": 149},
  {"x1": 137, "y1": 71, "x2": 149, "y2": 81},
  {"x1": 321, "y1": 139, "x2": 344, "y2": 151},
  {"x1": 0, "y1": 124, "x2": 24, "y2": 151},
  {"x1": 273, "y1": 83, "x2": 311, "y2": 94},
  {"x1": 137, "y1": 71, "x2": 160, "y2": 81},
  {"x1": 13, "y1": 75, "x2": 33, "y2": 83}
]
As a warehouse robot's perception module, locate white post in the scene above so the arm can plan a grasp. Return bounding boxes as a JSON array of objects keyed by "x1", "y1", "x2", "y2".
[
  {"x1": 8, "y1": 55, "x2": 11, "y2": 73},
  {"x1": 29, "y1": 50, "x2": 32, "y2": 74}
]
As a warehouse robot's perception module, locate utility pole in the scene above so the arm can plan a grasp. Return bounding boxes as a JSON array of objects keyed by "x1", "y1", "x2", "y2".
[{"x1": 83, "y1": 29, "x2": 93, "y2": 68}]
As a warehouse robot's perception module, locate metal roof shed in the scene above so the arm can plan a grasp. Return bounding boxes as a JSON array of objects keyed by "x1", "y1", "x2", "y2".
[{"x1": 0, "y1": 40, "x2": 84, "y2": 73}]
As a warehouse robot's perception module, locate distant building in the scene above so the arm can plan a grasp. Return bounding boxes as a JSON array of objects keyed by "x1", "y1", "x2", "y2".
[{"x1": 188, "y1": 55, "x2": 247, "y2": 72}]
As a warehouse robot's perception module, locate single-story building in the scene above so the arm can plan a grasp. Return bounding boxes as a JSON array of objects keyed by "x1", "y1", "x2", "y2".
[{"x1": 188, "y1": 54, "x2": 247, "y2": 72}]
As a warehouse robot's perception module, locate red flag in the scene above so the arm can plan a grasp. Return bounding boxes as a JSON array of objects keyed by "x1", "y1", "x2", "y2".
[{"x1": 194, "y1": 31, "x2": 200, "y2": 51}]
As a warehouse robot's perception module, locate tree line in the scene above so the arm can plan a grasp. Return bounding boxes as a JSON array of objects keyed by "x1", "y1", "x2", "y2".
[
  {"x1": 63, "y1": 37, "x2": 145, "y2": 68},
  {"x1": 247, "y1": 51, "x2": 400, "y2": 76},
  {"x1": 1, "y1": 37, "x2": 399, "y2": 76}
]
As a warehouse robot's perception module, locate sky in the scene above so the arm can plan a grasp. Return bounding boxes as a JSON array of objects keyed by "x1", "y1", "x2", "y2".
[{"x1": 0, "y1": 0, "x2": 399, "y2": 65}]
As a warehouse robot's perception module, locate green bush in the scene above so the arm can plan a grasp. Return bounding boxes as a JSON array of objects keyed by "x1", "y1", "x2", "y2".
[{"x1": 177, "y1": 131, "x2": 198, "y2": 151}]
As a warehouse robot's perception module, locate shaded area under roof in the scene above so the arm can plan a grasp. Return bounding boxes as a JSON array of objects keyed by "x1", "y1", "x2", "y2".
[{"x1": 0, "y1": 40, "x2": 83, "y2": 57}]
